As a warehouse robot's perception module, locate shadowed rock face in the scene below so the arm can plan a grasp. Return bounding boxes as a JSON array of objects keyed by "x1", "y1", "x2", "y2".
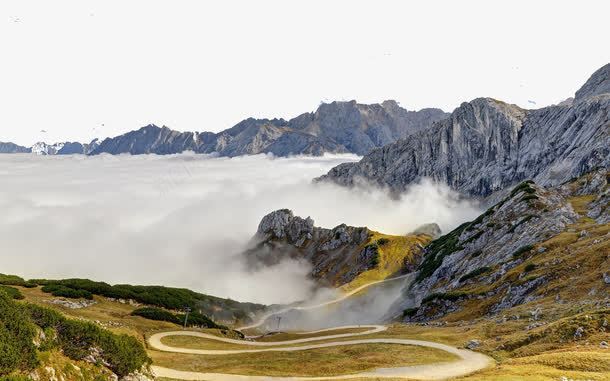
[
  {"x1": 317, "y1": 64, "x2": 610, "y2": 199},
  {"x1": 87, "y1": 101, "x2": 448, "y2": 157},
  {"x1": 244, "y1": 209, "x2": 373, "y2": 287}
]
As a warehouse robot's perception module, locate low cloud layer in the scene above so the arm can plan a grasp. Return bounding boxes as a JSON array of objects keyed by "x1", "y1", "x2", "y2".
[{"x1": 0, "y1": 153, "x2": 481, "y2": 305}]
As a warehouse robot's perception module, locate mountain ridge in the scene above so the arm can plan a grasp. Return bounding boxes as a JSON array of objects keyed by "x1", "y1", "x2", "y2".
[
  {"x1": 0, "y1": 101, "x2": 448, "y2": 157},
  {"x1": 317, "y1": 63, "x2": 610, "y2": 199}
]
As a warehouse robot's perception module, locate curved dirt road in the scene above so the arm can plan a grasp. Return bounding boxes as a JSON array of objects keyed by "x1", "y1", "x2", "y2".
[
  {"x1": 149, "y1": 325, "x2": 491, "y2": 380},
  {"x1": 149, "y1": 276, "x2": 492, "y2": 380}
]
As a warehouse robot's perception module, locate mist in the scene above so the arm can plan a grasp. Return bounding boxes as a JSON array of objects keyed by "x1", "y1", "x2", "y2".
[{"x1": 0, "y1": 153, "x2": 481, "y2": 305}]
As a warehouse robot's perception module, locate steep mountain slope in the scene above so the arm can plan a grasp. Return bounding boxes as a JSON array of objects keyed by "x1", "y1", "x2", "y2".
[
  {"x1": 317, "y1": 64, "x2": 610, "y2": 199},
  {"x1": 376, "y1": 170, "x2": 610, "y2": 379},
  {"x1": 244, "y1": 209, "x2": 433, "y2": 289},
  {"x1": 393, "y1": 169, "x2": 609, "y2": 323},
  {"x1": 0, "y1": 141, "x2": 31, "y2": 153},
  {"x1": 88, "y1": 101, "x2": 447, "y2": 157}
]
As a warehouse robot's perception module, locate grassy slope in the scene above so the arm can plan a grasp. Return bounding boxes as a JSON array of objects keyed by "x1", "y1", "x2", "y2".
[{"x1": 341, "y1": 231, "x2": 431, "y2": 292}]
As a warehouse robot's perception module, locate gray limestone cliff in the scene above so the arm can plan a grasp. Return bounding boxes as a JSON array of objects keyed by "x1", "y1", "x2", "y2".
[{"x1": 317, "y1": 64, "x2": 610, "y2": 199}]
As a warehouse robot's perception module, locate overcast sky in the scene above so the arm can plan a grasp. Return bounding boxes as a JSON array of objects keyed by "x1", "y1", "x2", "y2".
[{"x1": 1, "y1": 0, "x2": 609, "y2": 146}]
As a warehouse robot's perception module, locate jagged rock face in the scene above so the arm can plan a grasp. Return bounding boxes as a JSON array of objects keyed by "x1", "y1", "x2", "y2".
[
  {"x1": 245, "y1": 209, "x2": 376, "y2": 286},
  {"x1": 88, "y1": 101, "x2": 448, "y2": 157},
  {"x1": 317, "y1": 64, "x2": 610, "y2": 199},
  {"x1": 575, "y1": 63, "x2": 610, "y2": 101},
  {"x1": 0, "y1": 142, "x2": 31, "y2": 153}
]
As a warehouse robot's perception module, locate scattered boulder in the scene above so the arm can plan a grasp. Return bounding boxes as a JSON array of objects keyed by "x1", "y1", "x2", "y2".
[
  {"x1": 573, "y1": 326, "x2": 585, "y2": 340},
  {"x1": 466, "y1": 339, "x2": 481, "y2": 350}
]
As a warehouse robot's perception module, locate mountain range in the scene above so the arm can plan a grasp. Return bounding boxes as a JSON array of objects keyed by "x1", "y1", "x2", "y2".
[
  {"x1": 0, "y1": 101, "x2": 447, "y2": 157},
  {"x1": 317, "y1": 64, "x2": 610, "y2": 199}
]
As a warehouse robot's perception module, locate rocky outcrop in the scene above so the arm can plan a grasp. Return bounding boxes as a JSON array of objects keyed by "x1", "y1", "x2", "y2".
[
  {"x1": 245, "y1": 209, "x2": 373, "y2": 286},
  {"x1": 87, "y1": 101, "x2": 447, "y2": 157},
  {"x1": 317, "y1": 64, "x2": 610, "y2": 199}
]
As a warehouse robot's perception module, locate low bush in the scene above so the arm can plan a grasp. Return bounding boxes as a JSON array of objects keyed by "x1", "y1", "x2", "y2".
[
  {"x1": 0, "y1": 274, "x2": 36, "y2": 288},
  {"x1": 422, "y1": 291, "x2": 467, "y2": 304},
  {"x1": 131, "y1": 307, "x2": 225, "y2": 329},
  {"x1": 459, "y1": 266, "x2": 492, "y2": 282},
  {"x1": 41, "y1": 285, "x2": 93, "y2": 300},
  {"x1": 376, "y1": 238, "x2": 390, "y2": 246},
  {"x1": 402, "y1": 307, "x2": 418, "y2": 317},
  {"x1": 131, "y1": 307, "x2": 180, "y2": 324},
  {"x1": 0, "y1": 286, "x2": 24, "y2": 300},
  {"x1": 524, "y1": 263, "x2": 537, "y2": 272},
  {"x1": 416, "y1": 222, "x2": 470, "y2": 282},
  {"x1": 26, "y1": 304, "x2": 149, "y2": 376},
  {"x1": 512, "y1": 244, "x2": 534, "y2": 258},
  {"x1": 0, "y1": 293, "x2": 39, "y2": 376}
]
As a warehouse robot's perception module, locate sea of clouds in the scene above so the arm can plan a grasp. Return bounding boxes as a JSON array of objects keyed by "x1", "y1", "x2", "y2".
[{"x1": 0, "y1": 153, "x2": 481, "y2": 305}]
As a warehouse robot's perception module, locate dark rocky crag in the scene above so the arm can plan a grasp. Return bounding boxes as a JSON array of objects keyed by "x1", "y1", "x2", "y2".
[
  {"x1": 317, "y1": 64, "x2": 610, "y2": 199},
  {"x1": 244, "y1": 209, "x2": 373, "y2": 287}
]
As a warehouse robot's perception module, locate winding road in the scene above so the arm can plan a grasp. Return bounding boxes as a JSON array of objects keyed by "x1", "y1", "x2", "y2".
[{"x1": 149, "y1": 275, "x2": 493, "y2": 380}]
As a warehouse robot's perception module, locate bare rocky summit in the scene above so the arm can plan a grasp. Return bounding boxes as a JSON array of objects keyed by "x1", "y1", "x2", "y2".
[{"x1": 317, "y1": 64, "x2": 610, "y2": 199}]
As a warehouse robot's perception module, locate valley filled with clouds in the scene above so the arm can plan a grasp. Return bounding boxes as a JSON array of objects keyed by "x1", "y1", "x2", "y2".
[{"x1": 0, "y1": 153, "x2": 480, "y2": 304}]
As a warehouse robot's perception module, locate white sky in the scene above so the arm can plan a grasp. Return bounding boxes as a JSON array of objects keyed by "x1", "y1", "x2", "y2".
[{"x1": 1, "y1": 0, "x2": 609, "y2": 146}]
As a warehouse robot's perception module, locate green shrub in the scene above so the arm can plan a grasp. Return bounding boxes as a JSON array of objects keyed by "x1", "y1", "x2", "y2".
[
  {"x1": 524, "y1": 263, "x2": 537, "y2": 272},
  {"x1": 41, "y1": 285, "x2": 93, "y2": 300},
  {"x1": 402, "y1": 307, "x2": 418, "y2": 317},
  {"x1": 422, "y1": 291, "x2": 467, "y2": 304},
  {"x1": 0, "y1": 286, "x2": 24, "y2": 300},
  {"x1": 131, "y1": 307, "x2": 225, "y2": 329},
  {"x1": 24, "y1": 303, "x2": 149, "y2": 376},
  {"x1": 131, "y1": 307, "x2": 180, "y2": 324},
  {"x1": 0, "y1": 274, "x2": 36, "y2": 288},
  {"x1": 376, "y1": 238, "x2": 390, "y2": 246},
  {"x1": 512, "y1": 244, "x2": 534, "y2": 258},
  {"x1": 416, "y1": 222, "x2": 469, "y2": 282},
  {"x1": 459, "y1": 266, "x2": 492, "y2": 282},
  {"x1": 0, "y1": 293, "x2": 38, "y2": 375}
]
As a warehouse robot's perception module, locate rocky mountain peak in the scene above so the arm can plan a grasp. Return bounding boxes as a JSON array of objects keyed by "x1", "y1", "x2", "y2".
[
  {"x1": 255, "y1": 209, "x2": 314, "y2": 246},
  {"x1": 575, "y1": 63, "x2": 610, "y2": 101}
]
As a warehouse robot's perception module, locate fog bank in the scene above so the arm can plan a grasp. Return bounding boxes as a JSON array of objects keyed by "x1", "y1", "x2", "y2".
[{"x1": 0, "y1": 153, "x2": 481, "y2": 304}]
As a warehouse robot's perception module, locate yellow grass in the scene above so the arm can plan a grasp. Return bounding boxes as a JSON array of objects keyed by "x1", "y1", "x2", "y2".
[
  {"x1": 149, "y1": 343, "x2": 458, "y2": 377},
  {"x1": 342, "y1": 232, "x2": 430, "y2": 291}
]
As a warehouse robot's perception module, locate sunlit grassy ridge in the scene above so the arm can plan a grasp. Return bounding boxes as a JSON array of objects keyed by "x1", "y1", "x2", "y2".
[{"x1": 341, "y1": 231, "x2": 431, "y2": 292}]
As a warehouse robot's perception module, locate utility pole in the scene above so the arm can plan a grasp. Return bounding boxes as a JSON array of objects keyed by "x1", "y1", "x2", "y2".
[{"x1": 183, "y1": 307, "x2": 192, "y2": 329}]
